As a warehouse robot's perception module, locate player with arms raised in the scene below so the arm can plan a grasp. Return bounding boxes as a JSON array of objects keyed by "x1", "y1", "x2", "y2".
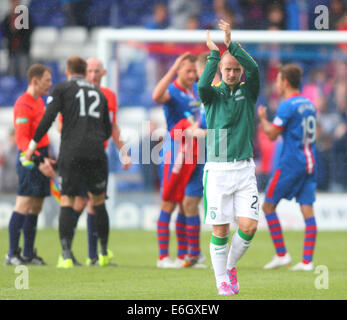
[
  {"x1": 152, "y1": 52, "x2": 207, "y2": 268},
  {"x1": 258, "y1": 64, "x2": 318, "y2": 271},
  {"x1": 199, "y1": 20, "x2": 260, "y2": 295}
]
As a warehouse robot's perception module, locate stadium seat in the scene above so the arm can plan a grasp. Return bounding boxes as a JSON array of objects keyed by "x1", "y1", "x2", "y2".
[
  {"x1": 59, "y1": 27, "x2": 89, "y2": 44},
  {"x1": 29, "y1": 0, "x2": 64, "y2": 26},
  {"x1": 117, "y1": 107, "x2": 147, "y2": 130},
  {"x1": 30, "y1": 27, "x2": 60, "y2": 61},
  {"x1": 53, "y1": 27, "x2": 89, "y2": 60}
]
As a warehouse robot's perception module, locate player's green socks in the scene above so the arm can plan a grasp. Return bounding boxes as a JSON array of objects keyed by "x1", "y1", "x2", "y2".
[
  {"x1": 227, "y1": 228, "x2": 254, "y2": 270},
  {"x1": 210, "y1": 234, "x2": 230, "y2": 286}
]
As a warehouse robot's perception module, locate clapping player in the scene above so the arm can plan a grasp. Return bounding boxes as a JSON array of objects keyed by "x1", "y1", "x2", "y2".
[{"x1": 198, "y1": 20, "x2": 260, "y2": 295}]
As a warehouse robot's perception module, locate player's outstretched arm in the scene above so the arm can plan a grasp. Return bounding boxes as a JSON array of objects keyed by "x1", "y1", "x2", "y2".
[
  {"x1": 198, "y1": 30, "x2": 220, "y2": 104},
  {"x1": 152, "y1": 52, "x2": 191, "y2": 105}
]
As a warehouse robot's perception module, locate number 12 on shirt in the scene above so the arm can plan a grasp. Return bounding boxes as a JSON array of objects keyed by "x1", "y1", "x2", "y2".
[{"x1": 76, "y1": 88, "x2": 100, "y2": 119}]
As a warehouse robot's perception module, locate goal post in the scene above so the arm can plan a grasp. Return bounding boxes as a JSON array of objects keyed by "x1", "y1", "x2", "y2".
[{"x1": 97, "y1": 28, "x2": 347, "y2": 72}]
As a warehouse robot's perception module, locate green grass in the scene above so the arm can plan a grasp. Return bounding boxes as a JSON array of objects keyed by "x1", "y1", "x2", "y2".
[{"x1": 0, "y1": 229, "x2": 346, "y2": 300}]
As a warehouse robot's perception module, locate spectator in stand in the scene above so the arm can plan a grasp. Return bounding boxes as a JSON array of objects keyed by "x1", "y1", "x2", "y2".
[
  {"x1": 336, "y1": 11, "x2": 347, "y2": 51},
  {"x1": 60, "y1": 0, "x2": 91, "y2": 26},
  {"x1": 1, "y1": 0, "x2": 34, "y2": 79},
  {"x1": 255, "y1": 124, "x2": 277, "y2": 192},
  {"x1": 145, "y1": 3, "x2": 170, "y2": 93},
  {"x1": 240, "y1": 0, "x2": 266, "y2": 29},
  {"x1": 0, "y1": 129, "x2": 18, "y2": 193},
  {"x1": 330, "y1": 0, "x2": 345, "y2": 30},
  {"x1": 302, "y1": 68, "x2": 332, "y2": 113},
  {"x1": 265, "y1": 2, "x2": 286, "y2": 30},
  {"x1": 168, "y1": 0, "x2": 201, "y2": 29},
  {"x1": 200, "y1": 0, "x2": 241, "y2": 30},
  {"x1": 186, "y1": 15, "x2": 200, "y2": 30},
  {"x1": 145, "y1": 3, "x2": 168, "y2": 29},
  {"x1": 327, "y1": 61, "x2": 347, "y2": 191}
]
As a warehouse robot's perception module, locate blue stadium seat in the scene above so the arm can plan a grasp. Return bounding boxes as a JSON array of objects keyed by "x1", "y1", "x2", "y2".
[
  {"x1": 85, "y1": 0, "x2": 114, "y2": 27},
  {"x1": 118, "y1": 0, "x2": 156, "y2": 26},
  {"x1": 0, "y1": 76, "x2": 22, "y2": 106},
  {"x1": 29, "y1": 0, "x2": 63, "y2": 26}
]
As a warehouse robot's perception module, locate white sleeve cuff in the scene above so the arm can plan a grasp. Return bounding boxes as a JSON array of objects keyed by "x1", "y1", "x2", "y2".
[{"x1": 28, "y1": 140, "x2": 38, "y2": 152}]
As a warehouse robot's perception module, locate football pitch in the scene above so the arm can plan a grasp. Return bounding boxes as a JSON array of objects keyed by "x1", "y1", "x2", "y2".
[{"x1": 0, "y1": 229, "x2": 346, "y2": 300}]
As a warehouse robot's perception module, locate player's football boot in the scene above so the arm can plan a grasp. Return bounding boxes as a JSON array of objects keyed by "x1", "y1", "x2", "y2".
[
  {"x1": 98, "y1": 249, "x2": 117, "y2": 267},
  {"x1": 227, "y1": 268, "x2": 240, "y2": 294},
  {"x1": 172, "y1": 257, "x2": 186, "y2": 268},
  {"x1": 4, "y1": 248, "x2": 25, "y2": 266},
  {"x1": 22, "y1": 249, "x2": 46, "y2": 265},
  {"x1": 86, "y1": 257, "x2": 99, "y2": 266},
  {"x1": 217, "y1": 282, "x2": 234, "y2": 296},
  {"x1": 156, "y1": 256, "x2": 175, "y2": 268},
  {"x1": 181, "y1": 253, "x2": 207, "y2": 268},
  {"x1": 263, "y1": 252, "x2": 291, "y2": 269},
  {"x1": 289, "y1": 261, "x2": 314, "y2": 271},
  {"x1": 71, "y1": 251, "x2": 82, "y2": 266},
  {"x1": 57, "y1": 255, "x2": 73, "y2": 268}
]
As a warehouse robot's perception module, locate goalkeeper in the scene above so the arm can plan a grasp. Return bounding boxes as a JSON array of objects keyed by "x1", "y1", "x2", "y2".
[{"x1": 5, "y1": 64, "x2": 56, "y2": 266}]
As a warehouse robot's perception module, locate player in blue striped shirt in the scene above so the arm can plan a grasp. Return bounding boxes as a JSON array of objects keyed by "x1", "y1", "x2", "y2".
[{"x1": 258, "y1": 63, "x2": 317, "y2": 271}]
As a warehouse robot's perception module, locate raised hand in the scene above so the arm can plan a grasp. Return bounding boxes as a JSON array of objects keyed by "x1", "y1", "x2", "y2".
[
  {"x1": 257, "y1": 105, "x2": 268, "y2": 120},
  {"x1": 206, "y1": 30, "x2": 219, "y2": 51},
  {"x1": 218, "y1": 19, "x2": 231, "y2": 47},
  {"x1": 172, "y1": 52, "x2": 191, "y2": 71}
]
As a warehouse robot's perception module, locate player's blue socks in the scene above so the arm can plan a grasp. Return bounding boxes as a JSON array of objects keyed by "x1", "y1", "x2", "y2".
[
  {"x1": 175, "y1": 212, "x2": 187, "y2": 259},
  {"x1": 265, "y1": 212, "x2": 287, "y2": 256},
  {"x1": 8, "y1": 211, "x2": 26, "y2": 256},
  {"x1": 22, "y1": 213, "x2": 38, "y2": 258},
  {"x1": 303, "y1": 216, "x2": 317, "y2": 264},
  {"x1": 157, "y1": 210, "x2": 171, "y2": 260},
  {"x1": 87, "y1": 213, "x2": 98, "y2": 259},
  {"x1": 186, "y1": 215, "x2": 201, "y2": 257}
]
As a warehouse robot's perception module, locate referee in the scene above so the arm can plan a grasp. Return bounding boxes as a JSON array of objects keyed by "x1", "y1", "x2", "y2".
[{"x1": 25, "y1": 56, "x2": 112, "y2": 268}]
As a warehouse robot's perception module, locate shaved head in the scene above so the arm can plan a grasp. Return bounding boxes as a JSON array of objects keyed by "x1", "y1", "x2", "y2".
[
  {"x1": 220, "y1": 52, "x2": 243, "y2": 88},
  {"x1": 86, "y1": 57, "x2": 106, "y2": 86}
]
